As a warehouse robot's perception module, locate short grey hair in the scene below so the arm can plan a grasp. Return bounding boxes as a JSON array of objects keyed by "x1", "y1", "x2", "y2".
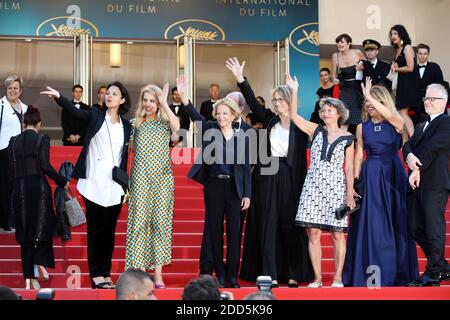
[
  {"x1": 4, "y1": 75, "x2": 23, "y2": 90},
  {"x1": 426, "y1": 83, "x2": 448, "y2": 103},
  {"x1": 319, "y1": 97, "x2": 349, "y2": 125}
]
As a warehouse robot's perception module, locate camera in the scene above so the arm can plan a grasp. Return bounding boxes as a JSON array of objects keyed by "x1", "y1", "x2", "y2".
[
  {"x1": 219, "y1": 292, "x2": 230, "y2": 300},
  {"x1": 256, "y1": 276, "x2": 272, "y2": 293},
  {"x1": 36, "y1": 288, "x2": 55, "y2": 300}
]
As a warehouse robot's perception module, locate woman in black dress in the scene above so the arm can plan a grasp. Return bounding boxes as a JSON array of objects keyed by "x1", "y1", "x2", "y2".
[
  {"x1": 332, "y1": 34, "x2": 366, "y2": 134},
  {"x1": 226, "y1": 57, "x2": 314, "y2": 288},
  {"x1": 310, "y1": 68, "x2": 335, "y2": 125},
  {"x1": 8, "y1": 106, "x2": 68, "y2": 289},
  {"x1": 390, "y1": 24, "x2": 421, "y2": 141}
]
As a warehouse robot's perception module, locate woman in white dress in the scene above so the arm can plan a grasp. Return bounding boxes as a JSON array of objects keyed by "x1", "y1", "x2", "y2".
[{"x1": 287, "y1": 75, "x2": 356, "y2": 288}]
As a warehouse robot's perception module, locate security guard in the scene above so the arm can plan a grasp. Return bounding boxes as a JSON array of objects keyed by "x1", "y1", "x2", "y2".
[{"x1": 362, "y1": 39, "x2": 392, "y2": 92}]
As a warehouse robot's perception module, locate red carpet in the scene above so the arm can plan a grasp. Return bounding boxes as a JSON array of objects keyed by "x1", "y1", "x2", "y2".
[{"x1": 0, "y1": 147, "x2": 449, "y2": 300}]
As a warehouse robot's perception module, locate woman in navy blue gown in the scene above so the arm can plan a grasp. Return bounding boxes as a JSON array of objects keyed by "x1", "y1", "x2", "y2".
[{"x1": 343, "y1": 78, "x2": 418, "y2": 286}]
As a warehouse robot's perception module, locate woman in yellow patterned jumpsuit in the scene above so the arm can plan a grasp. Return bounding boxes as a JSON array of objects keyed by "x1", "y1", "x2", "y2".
[{"x1": 125, "y1": 83, "x2": 180, "y2": 288}]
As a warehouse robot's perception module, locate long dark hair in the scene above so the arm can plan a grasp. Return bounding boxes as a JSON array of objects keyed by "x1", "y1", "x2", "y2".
[
  {"x1": 24, "y1": 105, "x2": 41, "y2": 126},
  {"x1": 390, "y1": 24, "x2": 412, "y2": 47},
  {"x1": 107, "y1": 81, "x2": 131, "y2": 115}
]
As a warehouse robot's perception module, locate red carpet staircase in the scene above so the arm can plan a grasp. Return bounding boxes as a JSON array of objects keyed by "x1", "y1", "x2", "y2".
[{"x1": 0, "y1": 147, "x2": 449, "y2": 290}]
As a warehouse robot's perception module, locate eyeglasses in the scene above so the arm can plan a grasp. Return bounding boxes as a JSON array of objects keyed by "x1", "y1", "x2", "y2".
[
  {"x1": 271, "y1": 98, "x2": 285, "y2": 104},
  {"x1": 423, "y1": 97, "x2": 445, "y2": 102}
]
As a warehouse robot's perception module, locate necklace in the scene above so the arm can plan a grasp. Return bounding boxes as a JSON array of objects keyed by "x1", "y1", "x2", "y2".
[{"x1": 373, "y1": 121, "x2": 382, "y2": 132}]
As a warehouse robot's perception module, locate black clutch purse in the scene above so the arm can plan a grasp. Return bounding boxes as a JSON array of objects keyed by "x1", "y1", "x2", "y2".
[
  {"x1": 335, "y1": 196, "x2": 361, "y2": 221},
  {"x1": 112, "y1": 166, "x2": 129, "y2": 191}
]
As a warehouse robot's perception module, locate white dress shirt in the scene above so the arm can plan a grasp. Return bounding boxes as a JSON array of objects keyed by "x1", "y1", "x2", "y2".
[
  {"x1": 370, "y1": 58, "x2": 378, "y2": 69},
  {"x1": 0, "y1": 96, "x2": 28, "y2": 150},
  {"x1": 419, "y1": 61, "x2": 428, "y2": 79},
  {"x1": 77, "y1": 113, "x2": 125, "y2": 207},
  {"x1": 270, "y1": 122, "x2": 289, "y2": 157},
  {"x1": 423, "y1": 112, "x2": 443, "y2": 132}
]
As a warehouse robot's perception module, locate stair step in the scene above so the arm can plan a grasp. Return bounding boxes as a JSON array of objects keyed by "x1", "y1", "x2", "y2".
[
  {"x1": 2, "y1": 232, "x2": 450, "y2": 247},
  {"x1": 0, "y1": 245, "x2": 448, "y2": 260}
]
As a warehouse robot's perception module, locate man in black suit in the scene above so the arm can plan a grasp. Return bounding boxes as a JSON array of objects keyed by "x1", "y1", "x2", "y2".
[
  {"x1": 403, "y1": 84, "x2": 450, "y2": 286},
  {"x1": 169, "y1": 87, "x2": 190, "y2": 147},
  {"x1": 414, "y1": 44, "x2": 445, "y2": 124},
  {"x1": 362, "y1": 39, "x2": 392, "y2": 91},
  {"x1": 61, "y1": 84, "x2": 90, "y2": 146},
  {"x1": 200, "y1": 84, "x2": 220, "y2": 121}
]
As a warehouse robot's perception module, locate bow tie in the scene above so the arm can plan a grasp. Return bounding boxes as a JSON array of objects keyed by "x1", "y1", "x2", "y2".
[
  {"x1": 425, "y1": 115, "x2": 431, "y2": 123},
  {"x1": 232, "y1": 122, "x2": 240, "y2": 130},
  {"x1": 418, "y1": 65, "x2": 426, "y2": 69}
]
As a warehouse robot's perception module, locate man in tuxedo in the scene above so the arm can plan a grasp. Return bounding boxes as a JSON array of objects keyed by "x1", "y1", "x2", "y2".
[
  {"x1": 403, "y1": 84, "x2": 450, "y2": 286},
  {"x1": 362, "y1": 39, "x2": 392, "y2": 91},
  {"x1": 415, "y1": 44, "x2": 445, "y2": 124},
  {"x1": 169, "y1": 87, "x2": 190, "y2": 147},
  {"x1": 200, "y1": 84, "x2": 220, "y2": 121},
  {"x1": 61, "y1": 84, "x2": 90, "y2": 146}
]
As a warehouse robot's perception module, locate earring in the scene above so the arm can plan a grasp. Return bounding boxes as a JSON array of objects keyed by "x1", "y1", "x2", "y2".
[{"x1": 400, "y1": 40, "x2": 404, "y2": 46}]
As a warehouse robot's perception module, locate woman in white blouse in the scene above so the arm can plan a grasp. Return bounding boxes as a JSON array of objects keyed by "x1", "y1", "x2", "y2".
[
  {"x1": 226, "y1": 57, "x2": 314, "y2": 288},
  {"x1": 0, "y1": 75, "x2": 28, "y2": 232},
  {"x1": 41, "y1": 82, "x2": 132, "y2": 289}
]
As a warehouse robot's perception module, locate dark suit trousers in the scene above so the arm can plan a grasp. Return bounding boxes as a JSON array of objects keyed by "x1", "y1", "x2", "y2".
[
  {"x1": 201, "y1": 177, "x2": 242, "y2": 280},
  {"x1": 408, "y1": 189, "x2": 449, "y2": 275},
  {"x1": 83, "y1": 197, "x2": 122, "y2": 279}
]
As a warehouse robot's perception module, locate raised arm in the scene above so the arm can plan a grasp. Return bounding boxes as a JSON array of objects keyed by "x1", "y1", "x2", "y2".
[
  {"x1": 226, "y1": 57, "x2": 274, "y2": 125},
  {"x1": 158, "y1": 83, "x2": 180, "y2": 133},
  {"x1": 361, "y1": 77, "x2": 404, "y2": 132},
  {"x1": 176, "y1": 75, "x2": 209, "y2": 133},
  {"x1": 286, "y1": 73, "x2": 318, "y2": 137},
  {"x1": 40, "y1": 86, "x2": 90, "y2": 123}
]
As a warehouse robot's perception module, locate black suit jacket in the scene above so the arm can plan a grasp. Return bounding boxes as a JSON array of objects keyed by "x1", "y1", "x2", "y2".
[
  {"x1": 363, "y1": 60, "x2": 392, "y2": 91},
  {"x1": 169, "y1": 103, "x2": 190, "y2": 131},
  {"x1": 417, "y1": 62, "x2": 444, "y2": 99},
  {"x1": 237, "y1": 78, "x2": 309, "y2": 199},
  {"x1": 61, "y1": 101, "x2": 91, "y2": 146},
  {"x1": 200, "y1": 100, "x2": 215, "y2": 122},
  {"x1": 55, "y1": 95, "x2": 132, "y2": 182},
  {"x1": 403, "y1": 114, "x2": 450, "y2": 191},
  {"x1": 183, "y1": 102, "x2": 252, "y2": 199}
]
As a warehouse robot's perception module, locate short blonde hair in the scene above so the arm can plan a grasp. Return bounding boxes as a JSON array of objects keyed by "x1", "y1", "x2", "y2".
[
  {"x1": 134, "y1": 84, "x2": 169, "y2": 128},
  {"x1": 362, "y1": 85, "x2": 399, "y2": 121},
  {"x1": 4, "y1": 75, "x2": 23, "y2": 90},
  {"x1": 319, "y1": 98, "x2": 349, "y2": 125},
  {"x1": 212, "y1": 98, "x2": 241, "y2": 121}
]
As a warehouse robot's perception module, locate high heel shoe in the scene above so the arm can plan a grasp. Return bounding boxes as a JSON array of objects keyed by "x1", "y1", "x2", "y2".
[
  {"x1": 307, "y1": 281, "x2": 323, "y2": 288},
  {"x1": 25, "y1": 279, "x2": 40, "y2": 290},
  {"x1": 34, "y1": 265, "x2": 49, "y2": 281}
]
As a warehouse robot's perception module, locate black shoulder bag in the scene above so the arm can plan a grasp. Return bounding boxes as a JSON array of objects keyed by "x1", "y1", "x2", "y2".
[{"x1": 105, "y1": 119, "x2": 129, "y2": 191}]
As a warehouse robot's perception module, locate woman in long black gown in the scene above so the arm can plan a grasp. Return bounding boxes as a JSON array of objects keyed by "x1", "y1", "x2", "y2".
[
  {"x1": 8, "y1": 106, "x2": 68, "y2": 289},
  {"x1": 226, "y1": 57, "x2": 314, "y2": 287}
]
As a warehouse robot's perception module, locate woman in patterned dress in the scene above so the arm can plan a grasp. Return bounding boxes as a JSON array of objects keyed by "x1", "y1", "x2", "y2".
[
  {"x1": 125, "y1": 83, "x2": 180, "y2": 288},
  {"x1": 288, "y1": 75, "x2": 355, "y2": 288}
]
